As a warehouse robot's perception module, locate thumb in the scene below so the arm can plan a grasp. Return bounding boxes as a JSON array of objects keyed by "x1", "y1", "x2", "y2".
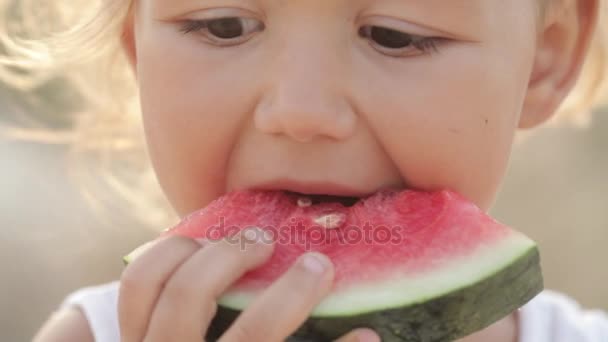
[{"x1": 333, "y1": 328, "x2": 380, "y2": 342}]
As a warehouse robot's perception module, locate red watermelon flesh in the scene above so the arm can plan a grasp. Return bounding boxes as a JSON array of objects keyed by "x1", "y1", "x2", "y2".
[{"x1": 163, "y1": 189, "x2": 535, "y2": 317}]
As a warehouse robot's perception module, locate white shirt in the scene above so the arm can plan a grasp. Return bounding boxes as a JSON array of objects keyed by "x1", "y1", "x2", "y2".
[{"x1": 61, "y1": 281, "x2": 608, "y2": 342}]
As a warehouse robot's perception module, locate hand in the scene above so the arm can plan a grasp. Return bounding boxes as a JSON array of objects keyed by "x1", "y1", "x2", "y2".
[{"x1": 118, "y1": 228, "x2": 379, "y2": 342}]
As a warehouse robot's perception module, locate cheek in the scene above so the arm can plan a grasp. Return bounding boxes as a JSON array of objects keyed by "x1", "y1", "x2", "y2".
[
  {"x1": 354, "y1": 43, "x2": 534, "y2": 210},
  {"x1": 135, "y1": 29, "x2": 259, "y2": 216}
]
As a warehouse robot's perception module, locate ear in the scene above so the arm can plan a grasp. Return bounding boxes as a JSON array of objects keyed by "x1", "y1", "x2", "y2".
[
  {"x1": 121, "y1": 3, "x2": 137, "y2": 73},
  {"x1": 519, "y1": 0, "x2": 600, "y2": 129}
]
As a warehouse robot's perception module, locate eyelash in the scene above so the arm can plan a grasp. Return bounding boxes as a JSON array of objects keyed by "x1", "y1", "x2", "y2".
[
  {"x1": 179, "y1": 20, "x2": 209, "y2": 35},
  {"x1": 179, "y1": 18, "x2": 444, "y2": 57},
  {"x1": 357, "y1": 25, "x2": 442, "y2": 57},
  {"x1": 179, "y1": 18, "x2": 264, "y2": 46}
]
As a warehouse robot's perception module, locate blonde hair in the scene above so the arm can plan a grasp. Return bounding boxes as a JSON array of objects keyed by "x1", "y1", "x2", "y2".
[
  {"x1": 0, "y1": 0, "x2": 173, "y2": 227},
  {"x1": 0, "y1": 0, "x2": 607, "y2": 227}
]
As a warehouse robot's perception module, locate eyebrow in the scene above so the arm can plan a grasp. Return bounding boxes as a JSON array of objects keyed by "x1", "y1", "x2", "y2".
[
  {"x1": 371, "y1": 0, "x2": 489, "y2": 38},
  {"x1": 151, "y1": 0, "x2": 490, "y2": 38}
]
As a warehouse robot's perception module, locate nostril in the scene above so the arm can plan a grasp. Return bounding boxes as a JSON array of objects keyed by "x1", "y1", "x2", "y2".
[
  {"x1": 252, "y1": 100, "x2": 322, "y2": 142},
  {"x1": 252, "y1": 89, "x2": 357, "y2": 143},
  {"x1": 285, "y1": 128, "x2": 318, "y2": 143}
]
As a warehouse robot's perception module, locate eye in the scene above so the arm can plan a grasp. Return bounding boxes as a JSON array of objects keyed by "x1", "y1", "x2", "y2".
[
  {"x1": 358, "y1": 25, "x2": 442, "y2": 57},
  {"x1": 180, "y1": 17, "x2": 265, "y2": 46}
]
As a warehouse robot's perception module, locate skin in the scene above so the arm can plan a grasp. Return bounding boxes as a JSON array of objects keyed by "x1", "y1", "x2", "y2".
[{"x1": 34, "y1": 0, "x2": 599, "y2": 341}]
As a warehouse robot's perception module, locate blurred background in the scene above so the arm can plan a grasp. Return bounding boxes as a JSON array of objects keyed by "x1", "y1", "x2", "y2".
[{"x1": 1, "y1": 83, "x2": 607, "y2": 342}]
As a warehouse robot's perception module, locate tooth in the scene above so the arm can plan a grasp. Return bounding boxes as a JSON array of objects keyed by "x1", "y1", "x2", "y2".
[
  {"x1": 314, "y1": 212, "x2": 346, "y2": 229},
  {"x1": 297, "y1": 197, "x2": 312, "y2": 207}
]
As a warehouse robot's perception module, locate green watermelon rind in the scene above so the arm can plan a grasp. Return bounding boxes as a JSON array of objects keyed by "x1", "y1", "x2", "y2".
[
  {"x1": 208, "y1": 232, "x2": 543, "y2": 341},
  {"x1": 217, "y1": 231, "x2": 538, "y2": 316}
]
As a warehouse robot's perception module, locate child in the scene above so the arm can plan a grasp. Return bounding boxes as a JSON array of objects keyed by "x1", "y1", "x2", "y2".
[{"x1": 2, "y1": 0, "x2": 608, "y2": 341}]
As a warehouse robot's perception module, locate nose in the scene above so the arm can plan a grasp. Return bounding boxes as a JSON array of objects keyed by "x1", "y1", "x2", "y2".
[{"x1": 254, "y1": 44, "x2": 357, "y2": 143}]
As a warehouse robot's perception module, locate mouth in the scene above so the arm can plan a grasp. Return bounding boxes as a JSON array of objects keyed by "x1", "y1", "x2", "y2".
[
  {"x1": 284, "y1": 191, "x2": 361, "y2": 207},
  {"x1": 246, "y1": 179, "x2": 386, "y2": 208}
]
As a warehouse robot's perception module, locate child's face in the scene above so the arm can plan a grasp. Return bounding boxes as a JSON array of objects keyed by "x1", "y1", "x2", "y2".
[{"x1": 131, "y1": 0, "x2": 542, "y2": 216}]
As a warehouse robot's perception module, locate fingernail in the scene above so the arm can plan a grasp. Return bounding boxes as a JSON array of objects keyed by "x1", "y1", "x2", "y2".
[
  {"x1": 356, "y1": 329, "x2": 380, "y2": 342},
  {"x1": 301, "y1": 252, "x2": 330, "y2": 274},
  {"x1": 122, "y1": 240, "x2": 155, "y2": 265}
]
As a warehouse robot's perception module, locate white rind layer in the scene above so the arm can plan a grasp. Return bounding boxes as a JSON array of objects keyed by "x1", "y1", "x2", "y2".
[{"x1": 218, "y1": 231, "x2": 537, "y2": 317}]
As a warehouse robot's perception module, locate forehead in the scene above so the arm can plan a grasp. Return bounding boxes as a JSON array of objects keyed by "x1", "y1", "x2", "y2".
[{"x1": 144, "y1": 0, "x2": 522, "y2": 16}]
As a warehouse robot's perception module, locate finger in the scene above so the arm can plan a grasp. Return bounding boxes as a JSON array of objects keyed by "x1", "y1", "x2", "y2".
[
  {"x1": 334, "y1": 328, "x2": 381, "y2": 342},
  {"x1": 220, "y1": 252, "x2": 334, "y2": 342},
  {"x1": 145, "y1": 228, "x2": 274, "y2": 342},
  {"x1": 118, "y1": 236, "x2": 202, "y2": 342}
]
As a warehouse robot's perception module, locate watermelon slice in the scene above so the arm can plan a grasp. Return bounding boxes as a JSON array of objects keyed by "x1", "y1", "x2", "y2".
[{"x1": 139, "y1": 189, "x2": 543, "y2": 341}]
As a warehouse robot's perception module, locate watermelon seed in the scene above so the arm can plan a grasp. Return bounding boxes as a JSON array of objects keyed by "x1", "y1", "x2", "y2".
[
  {"x1": 314, "y1": 212, "x2": 346, "y2": 229},
  {"x1": 297, "y1": 197, "x2": 312, "y2": 207}
]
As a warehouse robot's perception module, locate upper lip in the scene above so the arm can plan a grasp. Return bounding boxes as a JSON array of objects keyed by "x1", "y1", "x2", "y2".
[{"x1": 247, "y1": 179, "x2": 375, "y2": 198}]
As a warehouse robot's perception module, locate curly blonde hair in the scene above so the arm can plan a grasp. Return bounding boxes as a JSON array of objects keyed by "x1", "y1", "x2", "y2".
[{"x1": 0, "y1": 0, "x2": 607, "y2": 228}]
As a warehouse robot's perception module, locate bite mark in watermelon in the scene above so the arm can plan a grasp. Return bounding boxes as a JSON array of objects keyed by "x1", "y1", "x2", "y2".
[{"x1": 136, "y1": 189, "x2": 544, "y2": 341}]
